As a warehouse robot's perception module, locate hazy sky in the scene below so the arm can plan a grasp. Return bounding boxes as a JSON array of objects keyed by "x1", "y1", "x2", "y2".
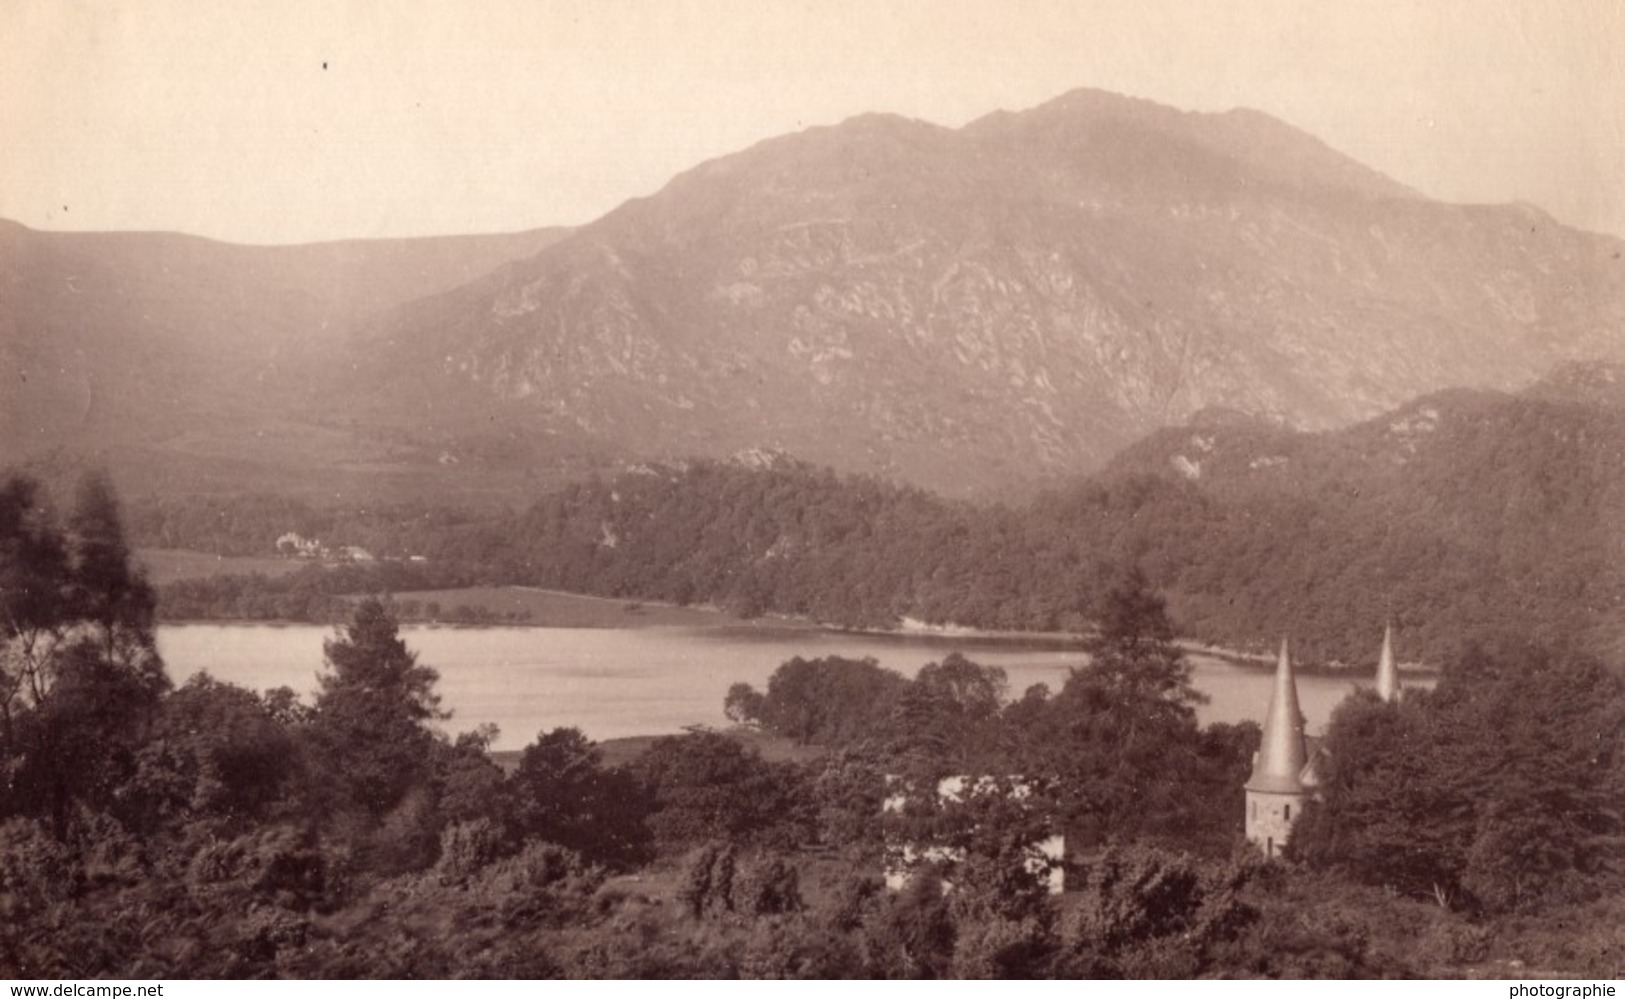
[{"x1": 4, "y1": 0, "x2": 1622, "y2": 244}]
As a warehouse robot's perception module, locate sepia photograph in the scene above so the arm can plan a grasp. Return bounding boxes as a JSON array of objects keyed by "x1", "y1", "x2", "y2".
[{"x1": 1, "y1": 0, "x2": 1622, "y2": 982}]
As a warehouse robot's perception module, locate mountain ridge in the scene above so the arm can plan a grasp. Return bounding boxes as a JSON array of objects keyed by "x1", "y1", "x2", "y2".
[
  {"x1": 5, "y1": 88, "x2": 1624, "y2": 501},
  {"x1": 341, "y1": 88, "x2": 1625, "y2": 497},
  {"x1": 0, "y1": 220, "x2": 573, "y2": 499}
]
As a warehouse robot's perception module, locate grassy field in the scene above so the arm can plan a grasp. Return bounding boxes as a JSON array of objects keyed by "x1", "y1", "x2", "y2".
[
  {"x1": 137, "y1": 548, "x2": 307, "y2": 584},
  {"x1": 386, "y1": 585, "x2": 809, "y2": 631},
  {"x1": 138, "y1": 549, "x2": 805, "y2": 631}
]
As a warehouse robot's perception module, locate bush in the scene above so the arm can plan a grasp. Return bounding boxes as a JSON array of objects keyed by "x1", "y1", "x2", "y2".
[
  {"x1": 0, "y1": 819, "x2": 77, "y2": 912},
  {"x1": 732, "y1": 854, "x2": 804, "y2": 916},
  {"x1": 855, "y1": 872, "x2": 957, "y2": 979},
  {"x1": 183, "y1": 824, "x2": 330, "y2": 911},
  {"x1": 738, "y1": 915, "x2": 860, "y2": 979},
  {"x1": 434, "y1": 818, "x2": 508, "y2": 884},
  {"x1": 679, "y1": 841, "x2": 738, "y2": 919},
  {"x1": 950, "y1": 914, "x2": 1056, "y2": 979},
  {"x1": 1057, "y1": 845, "x2": 1259, "y2": 978}
]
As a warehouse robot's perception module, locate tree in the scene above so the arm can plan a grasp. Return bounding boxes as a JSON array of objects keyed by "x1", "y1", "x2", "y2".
[
  {"x1": 888, "y1": 653, "x2": 1007, "y2": 776},
  {"x1": 1294, "y1": 641, "x2": 1625, "y2": 913},
  {"x1": 723, "y1": 682, "x2": 765, "y2": 725},
  {"x1": 1288, "y1": 692, "x2": 1451, "y2": 899},
  {"x1": 633, "y1": 731, "x2": 812, "y2": 851},
  {"x1": 1006, "y1": 568, "x2": 1235, "y2": 851},
  {"x1": 0, "y1": 473, "x2": 168, "y2": 835},
  {"x1": 2, "y1": 473, "x2": 166, "y2": 735},
  {"x1": 431, "y1": 726, "x2": 508, "y2": 829},
  {"x1": 1055, "y1": 845, "x2": 1260, "y2": 978},
  {"x1": 124, "y1": 674, "x2": 298, "y2": 835},
  {"x1": 0, "y1": 475, "x2": 72, "y2": 738},
  {"x1": 316, "y1": 598, "x2": 443, "y2": 723},
  {"x1": 678, "y1": 842, "x2": 803, "y2": 919},
  {"x1": 743, "y1": 656, "x2": 907, "y2": 747},
  {"x1": 1082, "y1": 565, "x2": 1203, "y2": 710},
  {"x1": 855, "y1": 872, "x2": 958, "y2": 978},
  {"x1": 304, "y1": 600, "x2": 447, "y2": 872},
  {"x1": 880, "y1": 772, "x2": 1061, "y2": 925},
  {"x1": 510, "y1": 726, "x2": 650, "y2": 867},
  {"x1": 807, "y1": 748, "x2": 889, "y2": 847},
  {"x1": 65, "y1": 472, "x2": 158, "y2": 667}
]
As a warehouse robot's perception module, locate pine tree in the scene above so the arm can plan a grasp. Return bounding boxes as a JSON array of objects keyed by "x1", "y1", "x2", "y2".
[
  {"x1": 1, "y1": 475, "x2": 72, "y2": 731},
  {"x1": 316, "y1": 598, "x2": 443, "y2": 722},
  {"x1": 307, "y1": 600, "x2": 445, "y2": 838},
  {"x1": 1082, "y1": 565, "x2": 1203, "y2": 710},
  {"x1": 0, "y1": 472, "x2": 167, "y2": 834}
]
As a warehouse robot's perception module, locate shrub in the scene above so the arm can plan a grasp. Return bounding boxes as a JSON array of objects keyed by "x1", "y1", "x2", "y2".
[
  {"x1": 732, "y1": 854, "x2": 804, "y2": 916},
  {"x1": 434, "y1": 818, "x2": 508, "y2": 884}
]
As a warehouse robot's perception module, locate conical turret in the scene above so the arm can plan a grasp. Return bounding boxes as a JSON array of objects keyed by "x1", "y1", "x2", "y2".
[
  {"x1": 1376, "y1": 623, "x2": 1399, "y2": 702},
  {"x1": 1247, "y1": 637, "x2": 1307, "y2": 793}
]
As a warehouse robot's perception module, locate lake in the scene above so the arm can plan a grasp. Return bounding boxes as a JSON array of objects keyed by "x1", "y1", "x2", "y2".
[{"x1": 157, "y1": 623, "x2": 1391, "y2": 751}]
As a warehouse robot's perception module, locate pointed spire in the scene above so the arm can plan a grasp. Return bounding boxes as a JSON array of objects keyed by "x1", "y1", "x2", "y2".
[
  {"x1": 1376, "y1": 622, "x2": 1399, "y2": 702},
  {"x1": 1247, "y1": 637, "x2": 1307, "y2": 793}
]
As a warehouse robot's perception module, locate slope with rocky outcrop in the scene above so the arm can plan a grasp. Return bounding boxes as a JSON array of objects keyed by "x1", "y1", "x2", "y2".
[{"x1": 348, "y1": 89, "x2": 1625, "y2": 497}]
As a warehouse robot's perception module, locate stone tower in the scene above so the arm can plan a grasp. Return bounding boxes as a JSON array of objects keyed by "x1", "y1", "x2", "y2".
[
  {"x1": 1245, "y1": 638, "x2": 1307, "y2": 858},
  {"x1": 1376, "y1": 622, "x2": 1400, "y2": 702}
]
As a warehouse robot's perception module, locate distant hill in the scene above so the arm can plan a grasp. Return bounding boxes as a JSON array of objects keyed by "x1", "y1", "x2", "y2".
[
  {"x1": 134, "y1": 377, "x2": 1624, "y2": 666},
  {"x1": 505, "y1": 376, "x2": 1621, "y2": 663},
  {"x1": 0, "y1": 221, "x2": 570, "y2": 500},
  {"x1": 1086, "y1": 377, "x2": 1625, "y2": 662},
  {"x1": 346, "y1": 88, "x2": 1625, "y2": 497}
]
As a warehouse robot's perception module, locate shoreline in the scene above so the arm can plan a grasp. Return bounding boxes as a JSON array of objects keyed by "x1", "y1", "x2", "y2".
[{"x1": 155, "y1": 585, "x2": 1437, "y2": 677}]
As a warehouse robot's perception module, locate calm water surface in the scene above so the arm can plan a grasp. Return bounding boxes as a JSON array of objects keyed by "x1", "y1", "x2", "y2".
[{"x1": 157, "y1": 624, "x2": 1388, "y2": 751}]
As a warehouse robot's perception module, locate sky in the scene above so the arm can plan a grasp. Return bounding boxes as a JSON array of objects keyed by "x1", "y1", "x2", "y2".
[{"x1": 3, "y1": 0, "x2": 1622, "y2": 244}]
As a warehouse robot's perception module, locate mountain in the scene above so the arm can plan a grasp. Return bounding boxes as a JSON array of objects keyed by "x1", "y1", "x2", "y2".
[
  {"x1": 0, "y1": 221, "x2": 568, "y2": 498},
  {"x1": 346, "y1": 88, "x2": 1625, "y2": 497},
  {"x1": 8, "y1": 88, "x2": 1625, "y2": 503}
]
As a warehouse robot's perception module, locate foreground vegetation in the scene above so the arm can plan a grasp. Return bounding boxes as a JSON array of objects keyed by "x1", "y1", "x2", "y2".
[{"x1": 4, "y1": 472, "x2": 1622, "y2": 978}]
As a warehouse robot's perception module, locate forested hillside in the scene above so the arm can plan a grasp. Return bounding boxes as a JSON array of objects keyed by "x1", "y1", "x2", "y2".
[
  {"x1": 1094, "y1": 379, "x2": 1625, "y2": 662},
  {"x1": 132, "y1": 374, "x2": 1624, "y2": 666}
]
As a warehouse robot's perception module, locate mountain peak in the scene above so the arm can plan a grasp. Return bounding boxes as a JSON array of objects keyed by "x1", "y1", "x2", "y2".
[
  {"x1": 967, "y1": 88, "x2": 1417, "y2": 202},
  {"x1": 1022, "y1": 86, "x2": 1179, "y2": 120},
  {"x1": 326, "y1": 88, "x2": 1622, "y2": 498},
  {"x1": 832, "y1": 110, "x2": 943, "y2": 133},
  {"x1": 1525, "y1": 360, "x2": 1625, "y2": 409},
  {"x1": 964, "y1": 86, "x2": 1184, "y2": 137}
]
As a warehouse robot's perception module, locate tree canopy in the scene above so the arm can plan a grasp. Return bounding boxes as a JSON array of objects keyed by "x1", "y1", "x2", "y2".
[{"x1": 1293, "y1": 640, "x2": 1625, "y2": 914}]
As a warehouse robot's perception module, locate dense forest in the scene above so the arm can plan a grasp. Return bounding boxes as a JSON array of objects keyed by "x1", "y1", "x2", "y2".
[
  {"x1": 135, "y1": 384, "x2": 1625, "y2": 666},
  {"x1": 3, "y1": 472, "x2": 1622, "y2": 978}
]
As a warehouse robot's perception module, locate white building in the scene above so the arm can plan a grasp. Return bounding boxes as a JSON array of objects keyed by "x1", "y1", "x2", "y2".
[{"x1": 882, "y1": 775, "x2": 1066, "y2": 894}]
